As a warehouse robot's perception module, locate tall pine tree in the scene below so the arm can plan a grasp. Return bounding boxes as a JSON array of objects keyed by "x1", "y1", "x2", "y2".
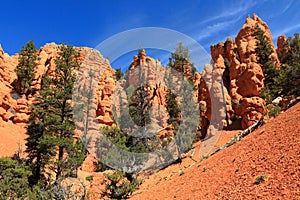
[
  {"x1": 25, "y1": 73, "x2": 55, "y2": 184},
  {"x1": 254, "y1": 24, "x2": 279, "y2": 103},
  {"x1": 51, "y1": 44, "x2": 85, "y2": 181},
  {"x1": 25, "y1": 44, "x2": 85, "y2": 184}
]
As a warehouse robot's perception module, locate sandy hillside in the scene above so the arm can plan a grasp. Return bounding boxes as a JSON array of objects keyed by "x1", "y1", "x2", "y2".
[{"x1": 131, "y1": 103, "x2": 300, "y2": 200}]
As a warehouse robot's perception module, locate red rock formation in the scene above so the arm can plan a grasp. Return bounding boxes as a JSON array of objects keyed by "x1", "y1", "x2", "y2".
[
  {"x1": 195, "y1": 64, "x2": 233, "y2": 135},
  {"x1": 0, "y1": 43, "x2": 116, "y2": 128},
  {"x1": 209, "y1": 14, "x2": 279, "y2": 129},
  {"x1": 126, "y1": 49, "x2": 172, "y2": 138},
  {"x1": 0, "y1": 46, "x2": 18, "y2": 125},
  {"x1": 0, "y1": 44, "x2": 116, "y2": 176},
  {"x1": 277, "y1": 35, "x2": 288, "y2": 60},
  {"x1": 128, "y1": 49, "x2": 163, "y2": 87}
]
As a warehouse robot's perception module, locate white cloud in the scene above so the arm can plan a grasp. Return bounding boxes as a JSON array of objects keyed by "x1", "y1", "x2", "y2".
[
  {"x1": 280, "y1": 0, "x2": 294, "y2": 14},
  {"x1": 196, "y1": 17, "x2": 242, "y2": 41},
  {"x1": 199, "y1": 1, "x2": 257, "y2": 25}
]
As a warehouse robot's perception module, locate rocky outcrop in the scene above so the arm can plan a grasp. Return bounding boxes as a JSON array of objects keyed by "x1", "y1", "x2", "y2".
[
  {"x1": 126, "y1": 50, "x2": 172, "y2": 140},
  {"x1": 0, "y1": 44, "x2": 118, "y2": 178},
  {"x1": 235, "y1": 97, "x2": 266, "y2": 129},
  {"x1": 195, "y1": 64, "x2": 233, "y2": 135},
  {"x1": 209, "y1": 14, "x2": 280, "y2": 129},
  {"x1": 128, "y1": 49, "x2": 164, "y2": 87},
  {"x1": 277, "y1": 35, "x2": 288, "y2": 60},
  {"x1": 0, "y1": 46, "x2": 18, "y2": 125},
  {"x1": 0, "y1": 43, "x2": 116, "y2": 128},
  {"x1": 0, "y1": 14, "x2": 286, "y2": 180},
  {"x1": 13, "y1": 98, "x2": 30, "y2": 123}
]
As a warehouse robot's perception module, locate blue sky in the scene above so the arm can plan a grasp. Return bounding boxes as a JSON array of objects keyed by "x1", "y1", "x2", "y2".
[{"x1": 1, "y1": 0, "x2": 299, "y2": 71}]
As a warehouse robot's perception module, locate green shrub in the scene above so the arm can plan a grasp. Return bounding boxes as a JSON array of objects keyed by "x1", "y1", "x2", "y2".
[
  {"x1": 266, "y1": 104, "x2": 281, "y2": 117},
  {"x1": 255, "y1": 174, "x2": 266, "y2": 184},
  {"x1": 86, "y1": 175, "x2": 93, "y2": 182},
  {"x1": 102, "y1": 170, "x2": 142, "y2": 199}
]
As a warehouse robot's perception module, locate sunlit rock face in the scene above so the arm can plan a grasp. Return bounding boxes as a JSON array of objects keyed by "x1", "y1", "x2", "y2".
[{"x1": 209, "y1": 14, "x2": 281, "y2": 129}]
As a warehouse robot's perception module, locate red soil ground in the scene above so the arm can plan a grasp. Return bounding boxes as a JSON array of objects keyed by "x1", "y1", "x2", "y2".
[{"x1": 130, "y1": 103, "x2": 300, "y2": 200}]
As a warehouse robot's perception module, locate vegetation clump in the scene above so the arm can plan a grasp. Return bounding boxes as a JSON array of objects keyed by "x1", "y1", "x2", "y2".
[{"x1": 14, "y1": 40, "x2": 39, "y2": 96}]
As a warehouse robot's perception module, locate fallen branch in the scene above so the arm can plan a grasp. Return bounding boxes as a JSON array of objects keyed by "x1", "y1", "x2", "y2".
[{"x1": 209, "y1": 120, "x2": 263, "y2": 157}]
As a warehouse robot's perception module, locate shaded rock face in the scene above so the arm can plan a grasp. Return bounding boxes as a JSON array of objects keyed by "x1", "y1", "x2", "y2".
[
  {"x1": 125, "y1": 50, "x2": 173, "y2": 139},
  {"x1": 209, "y1": 14, "x2": 281, "y2": 129},
  {"x1": 194, "y1": 67, "x2": 234, "y2": 134},
  {"x1": 277, "y1": 35, "x2": 288, "y2": 60}
]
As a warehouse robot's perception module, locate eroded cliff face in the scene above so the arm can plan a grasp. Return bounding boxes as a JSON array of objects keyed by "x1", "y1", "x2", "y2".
[
  {"x1": 0, "y1": 43, "x2": 115, "y2": 127},
  {"x1": 209, "y1": 14, "x2": 282, "y2": 129},
  {"x1": 0, "y1": 46, "x2": 18, "y2": 125},
  {"x1": 126, "y1": 49, "x2": 174, "y2": 140},
  {"x1": 0, "y1": 14, "x2": 284, "y2": 134},
  {"x1": 0, "y1": 44, "x2": 116, "y2": 191}
]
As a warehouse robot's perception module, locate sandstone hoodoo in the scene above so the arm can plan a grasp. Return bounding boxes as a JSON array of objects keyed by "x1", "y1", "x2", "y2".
[{"x1": 209, "y1": 14, "x2": 284, "y2": 129}]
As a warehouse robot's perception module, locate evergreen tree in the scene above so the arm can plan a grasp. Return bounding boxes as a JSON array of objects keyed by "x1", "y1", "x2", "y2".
[
  {"x1": 175, "y1": 80, "x2": 198, "y2": 156},
  {"x1": 168, "y1": 43, "x2": 196, "y2": 77},
  {"x1": 25, "y1": 74, "x2": 56, "y2": 185},
  {"x1": 254, "y1": 24, "x2": 279, "y2": 103},
  {"x1": 14, "y1": 40, "x2": 39, "y2": 96},
  {"x1": 276, "y1": 33, "x2": 300, "y2": 96},
  {"x1": 0, "y1": 157, "x2": 40, "y2": 199},
  {"x1": 50, "y1": 44, "x2": 85, "y2": 181},
  {"x1": 115, "y1": 68, "x2": 124, "y2": 81},
  {"x1": 283, "y1": 33, "x2": 300, "y2": 66},
  {"x1": 167, "y1": 44, "x2": 199, "y2": 157},
  {"x1": 165, "y1": 89, "x2": 180, "y2": 133},
  {"x1": 102, "y1": 170, "x2": 141, "y2": 199},
  {"x1": 128, "y1": 86, "x2": 151, "y2": 128},
  {"x1": 25, "y1": 44, "x2": 85, "y2": 184}
]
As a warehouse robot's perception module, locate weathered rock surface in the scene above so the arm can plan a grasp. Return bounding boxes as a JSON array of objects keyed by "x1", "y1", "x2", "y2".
[
  {"x1": 0, "y1": 43, "x2": 115, "y2": 128},
  {"x1": 209, "y1": 14, "x2": 280, "y2": 129},
  {"x1": 0, "y1": 44, "x2": 115, "y2": 175},
  {"x1": 126, "y1": 49, "x2": 172, "y2": 138}
]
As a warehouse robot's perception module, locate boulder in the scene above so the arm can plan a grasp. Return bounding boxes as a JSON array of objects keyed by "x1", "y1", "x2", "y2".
[{"x1": 14, "y1": 113, "x2": 29, "y2": 123}]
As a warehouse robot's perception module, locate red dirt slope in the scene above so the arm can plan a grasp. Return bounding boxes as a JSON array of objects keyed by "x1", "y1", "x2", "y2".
[{"x1": 131, "y1": 103, "x2": 300, "y2": 200}]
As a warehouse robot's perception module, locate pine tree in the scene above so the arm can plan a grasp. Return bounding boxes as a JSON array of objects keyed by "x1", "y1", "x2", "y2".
[
  {"x1": 254, "y1": 24, "x2": 279, "y2": 103},
  {"x1": 14, "y1": 40, "x2": 39, "y2": 96},
  {"x1": 102, "y1": 170, "x2": 141, "y2": 199},
  {"x1": 128, "y1": 86, "x2": 151, "y2": 128},
  {"x1": 276, "y1": 33, "x2": 300, "y2": 96},
  {"x1": 50, "y1": 44, "x2": 85, "y2": 181},
  {"x1": 165, "y1": 89, "x2": 180, "y2": 133},
  {"x1": 25, "y1": 44, "x2": 85, "y2": 184},
  {"x1": 126, "y1": 85, "x2": 154, "y2": 153},
  {"x1": 25, "y1": 74, "x2": 56, "y2": 184},
  {"x1": 0, "y1": 157, "x2": 32, "y2": 199},
  {"x1": 168, "y1": 43, "x2": 196, "y2": 78},
  {"x1": 167, "y1": 43, "x2": 199, "y2": 158}
]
